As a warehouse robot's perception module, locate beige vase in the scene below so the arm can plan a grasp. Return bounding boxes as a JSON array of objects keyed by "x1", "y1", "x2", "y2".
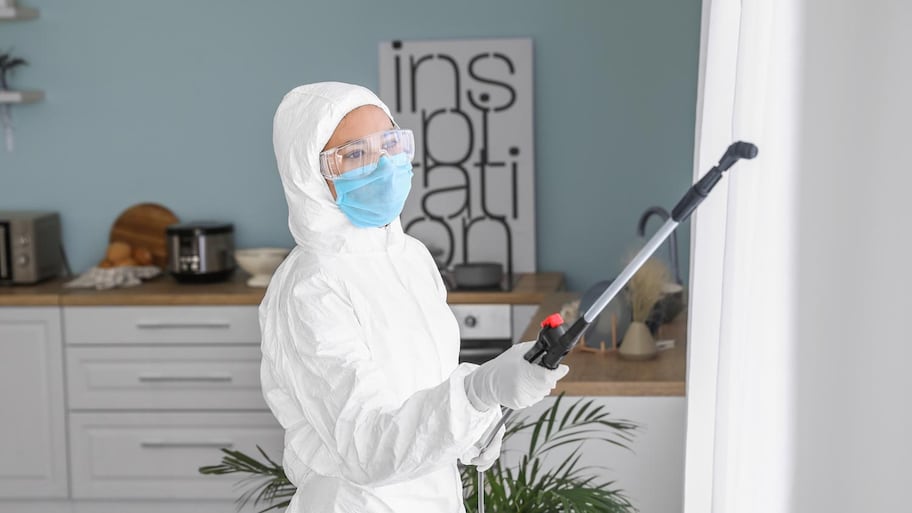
[{"x1": 618, "y1": 321, "x2": 658, "y2": 360}]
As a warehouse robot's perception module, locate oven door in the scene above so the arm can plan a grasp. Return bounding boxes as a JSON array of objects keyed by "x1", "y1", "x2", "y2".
[
  {"x1": 459, "y1": 338, "x2": 513, "y2": 365},
  {"x1": 450, "y1": 304, "x2": 513, "y2": 364}
]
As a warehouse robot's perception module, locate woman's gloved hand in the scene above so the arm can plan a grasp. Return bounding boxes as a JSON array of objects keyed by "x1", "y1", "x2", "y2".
[
  {"x1": 464, "y1": 341, "x2": 569, "y2": 411},
  {"x1": 459, "y1": 424, "x2": 505, "y2": 472}
]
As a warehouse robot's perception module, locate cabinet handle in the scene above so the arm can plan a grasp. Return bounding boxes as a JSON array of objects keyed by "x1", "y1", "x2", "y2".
[
  {"x1": 459, "y1": 348, "x2": 505, "y2": 357},
  {"x1": 135, "y1": 322, "x2": 231, "y2": 329},
  {"x1": 138, "y1": 374, "x2": 233, "y2": 383},
  {"x1": 464, "y1": 315, "x2": 478, "y2": 327},
  {"x1": 140, "y1": 441, "x2": 234, "y2": 449}
]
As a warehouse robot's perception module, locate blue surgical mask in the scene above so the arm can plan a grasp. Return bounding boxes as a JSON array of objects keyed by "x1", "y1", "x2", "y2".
[{"x1": 332, "y1": 153, "x2": 413, "y2": 228}]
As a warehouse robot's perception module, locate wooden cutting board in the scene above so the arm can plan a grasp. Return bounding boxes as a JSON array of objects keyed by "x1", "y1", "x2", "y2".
[{"x1": 109, "y1": 203, "x2": 179, "y2": 269}]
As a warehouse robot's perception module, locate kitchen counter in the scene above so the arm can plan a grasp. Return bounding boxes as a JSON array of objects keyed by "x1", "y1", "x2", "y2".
[
  {"x1": 0, "y1": 271, "x2": 564, "y2": 306},
  {"x1": 1, "y1": 273, "x2": 684, "y2": 397},
  {"x1": 522, "y1": 292, "x2": 687, "y2": 397},
  {"x1": 447, "y1": 272, "x2": 563, "y2": 304},
  {"x1": 0, "y1": 278, "x2": 64, "y2": 306}
]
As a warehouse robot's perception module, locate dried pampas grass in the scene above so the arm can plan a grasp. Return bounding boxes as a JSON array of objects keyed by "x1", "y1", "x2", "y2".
[
  {"x1": 560, "y1": 299, "x2": 581, "y2": 323},
  {"x1": 626, "y1": 257, "x2": 670, "y2": 322}
]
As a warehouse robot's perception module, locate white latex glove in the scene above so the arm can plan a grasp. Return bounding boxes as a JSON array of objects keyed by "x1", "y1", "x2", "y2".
[
  {"x1": 459, "y1": 424, "x2": 505, "y2": 472},
  {"x1": 464, "y1": 341, "x2": 570, "y2": 411}
]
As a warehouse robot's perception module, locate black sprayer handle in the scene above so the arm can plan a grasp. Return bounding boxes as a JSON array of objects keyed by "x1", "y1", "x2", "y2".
[{"x1": 523, "y1": 313, "x2": 590, "y2": 369}]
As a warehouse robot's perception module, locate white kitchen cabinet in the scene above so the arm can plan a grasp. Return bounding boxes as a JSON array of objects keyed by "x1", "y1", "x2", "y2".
[
  {"x1": 0, "y1": 307, "x2": 68, "y2": 498},
  {"x1": 60, "y1": 305, "x2": 283, "y2": 501}
]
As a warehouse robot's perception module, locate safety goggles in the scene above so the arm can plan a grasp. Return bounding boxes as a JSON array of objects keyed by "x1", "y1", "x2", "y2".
[{"x1": 319, "y1": 129, "x2": 415, "y2": 180}]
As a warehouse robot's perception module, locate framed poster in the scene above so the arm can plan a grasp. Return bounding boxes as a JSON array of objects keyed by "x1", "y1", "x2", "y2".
[{"x1": 379, "y1": 38, "x2": 535, "y2": 279}]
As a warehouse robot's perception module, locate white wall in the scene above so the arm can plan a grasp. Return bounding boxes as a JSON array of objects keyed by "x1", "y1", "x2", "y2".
[{"x1": 792, "y1": 1, "x2": 912, "y2": 511}]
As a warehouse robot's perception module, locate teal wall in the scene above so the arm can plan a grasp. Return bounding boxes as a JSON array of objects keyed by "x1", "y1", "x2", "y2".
[{"x1": 1, "y1": 0, "x2": 701, "y2": 291}]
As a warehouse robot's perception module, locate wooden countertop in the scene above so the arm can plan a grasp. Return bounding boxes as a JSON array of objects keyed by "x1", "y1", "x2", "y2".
[
  {"x1": 0, "y1": 278, "x2": 65, "y2": 306},
  {"x1": 61, "y1": 274, "x2": 263, "y2": 306},
  {"x1": 2, "y1": 272, "x2": 681, "y2": 397},
  {"x1": 0, "y1": 271, "x2": 564, "y2": 306},
  {"x1": 447, "y1": 272, "x2": 563, "y2": 304},
  {"x1": 522, "y1": 292, "x2": 687, "y2": 397}
]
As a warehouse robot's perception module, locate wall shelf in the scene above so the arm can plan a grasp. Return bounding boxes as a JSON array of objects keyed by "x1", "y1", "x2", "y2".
[
  {"x1": 0, "y1": 6, "x2": 38, "y2": 20},
  {"x1": 0, "y1": 90, "x2": 45, "y2": 104}
]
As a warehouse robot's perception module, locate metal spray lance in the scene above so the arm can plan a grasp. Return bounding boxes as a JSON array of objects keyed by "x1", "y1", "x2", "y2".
[{"x1": 475, "y1": 141, "x2": 759, "y2": 513}]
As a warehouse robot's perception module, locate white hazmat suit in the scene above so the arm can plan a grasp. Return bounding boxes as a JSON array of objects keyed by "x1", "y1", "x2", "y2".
[{"x1": 259, "y1": 82, "x2": 506, "y2": 512}]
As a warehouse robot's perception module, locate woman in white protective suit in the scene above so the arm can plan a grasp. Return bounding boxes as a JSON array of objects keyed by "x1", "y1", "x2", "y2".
[{"x1": 259, "y1": 81, "x2": 569, "y2": 513}]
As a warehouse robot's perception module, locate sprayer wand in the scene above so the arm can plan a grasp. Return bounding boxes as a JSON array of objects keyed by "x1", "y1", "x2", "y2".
[{"x1": 475, "y1": 141, "x2": 758, "y2": 513}]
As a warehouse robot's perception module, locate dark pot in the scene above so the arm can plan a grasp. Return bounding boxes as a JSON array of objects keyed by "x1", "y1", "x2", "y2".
[{"x1": 450, "y1": 262, "x2": 504, "y2": 289}]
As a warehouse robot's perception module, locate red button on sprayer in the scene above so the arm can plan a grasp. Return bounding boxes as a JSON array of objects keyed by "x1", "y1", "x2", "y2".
[{"x1": 540, "y1": 313, "x2": 564, "y2": 329}]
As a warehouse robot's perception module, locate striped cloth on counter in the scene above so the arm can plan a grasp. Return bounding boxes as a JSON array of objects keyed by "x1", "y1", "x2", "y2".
[{"x1": 64, "y1": 266, "x2": 161, "y2": 290}]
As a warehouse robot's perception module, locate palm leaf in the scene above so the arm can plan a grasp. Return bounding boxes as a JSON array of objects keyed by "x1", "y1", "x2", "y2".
[
  {"x1": 462, "y1": 393, "x2": 640, "y2": 512},
  {"x1": 198, "y1": 445, "x2": 295, "y2": 513},
  {"x1": 198, "y1": 394, "x2": 640, "y2": 513},
  {"x1": 543, "y1": 392, "x2": 561, "y2": 440}
]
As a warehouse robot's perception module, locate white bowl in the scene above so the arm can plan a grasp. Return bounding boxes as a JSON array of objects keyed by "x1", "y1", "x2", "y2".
[{"x1": 234, "y1": 247, "x2": 291, "y2": 287}]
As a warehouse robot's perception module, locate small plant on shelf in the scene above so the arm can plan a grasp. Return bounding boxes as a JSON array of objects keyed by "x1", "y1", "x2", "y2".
[
  {"x1": 0, "y1": 49, "x2": 29, "y2": 152},
  {"x1": 0, "y1": 51, "x2": 27, "y2": 90}
]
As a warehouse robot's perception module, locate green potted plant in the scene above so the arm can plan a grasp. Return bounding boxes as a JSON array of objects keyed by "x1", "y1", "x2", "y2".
[
  {"x1": 0, "y1": 49, "x2": 28, "y2": 152},
  {"x1": 200, "y1": 394, "x2": 639, "y2": 513}
]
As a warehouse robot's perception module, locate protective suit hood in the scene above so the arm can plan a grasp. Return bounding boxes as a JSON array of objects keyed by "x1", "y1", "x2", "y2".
[{"x1": 272, "y1": 81, "x2": 403, "y2": 252}]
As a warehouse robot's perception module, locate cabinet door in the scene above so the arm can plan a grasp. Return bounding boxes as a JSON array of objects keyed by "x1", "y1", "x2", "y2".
[
  {"x1": 0, "y1": 307, "x2": 68, "y2": 498},
  {"x1": 69, "y1": 412, "x2": 284, "y2": 499}
]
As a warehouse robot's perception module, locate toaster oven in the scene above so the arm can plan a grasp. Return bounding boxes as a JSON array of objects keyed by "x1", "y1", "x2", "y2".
[{"x1": 0, "y1": 211, "x2": 63, "y2": 285}]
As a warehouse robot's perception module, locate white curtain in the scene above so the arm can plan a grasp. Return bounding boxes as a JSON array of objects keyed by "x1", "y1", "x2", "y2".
[
  {"x1": 686, "y1": 1, "x2": 912, "y2": 512},
  {"x1": 684, "y1": 0, "x2": 801, "y2": 511}
]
